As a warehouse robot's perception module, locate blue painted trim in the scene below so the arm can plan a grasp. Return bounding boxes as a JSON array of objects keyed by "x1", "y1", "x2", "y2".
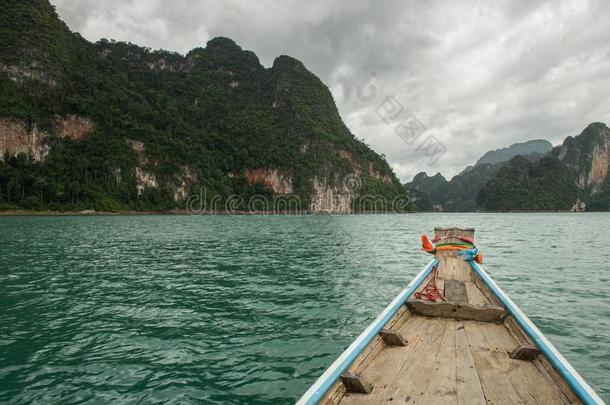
[
  {"x1": 469, "y1": 261, "x2": 604, "y2": 405},
  {"x1": 296, "y1": 258, "x2": 438, "y2": 405}
]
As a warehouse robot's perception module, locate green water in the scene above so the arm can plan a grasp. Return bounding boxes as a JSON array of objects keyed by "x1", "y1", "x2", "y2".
[{"x1": 1, "y1": 214, "x2": 609, "y2": 404}]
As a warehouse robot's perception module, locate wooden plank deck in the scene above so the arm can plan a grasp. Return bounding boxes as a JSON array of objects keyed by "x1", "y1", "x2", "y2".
[
  {"x1": 324, "y1": 254, "x2": 577, "y2": 405},
  {"x1": 336, "y1": 316, "x2": 568, "y2": 404}
]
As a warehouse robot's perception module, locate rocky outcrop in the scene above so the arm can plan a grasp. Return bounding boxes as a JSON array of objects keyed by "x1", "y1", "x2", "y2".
[
  {"x1": 338, "y1": 150, "x2": 391, "y2": 183},
  {"x1": 368, "y1": 161, "x2": 392, "y2": 183},
  {"x1": 587, "y1": 143, "x2": 609, "y2": 192},
  {"x1": 309, "y1": 176, "x2": 353, "y2": 213},
  {"x1": 126, "y1": 139, "x2": 159, "y2": 195},
  {"x1": 337, "y1": 150, "x2": 364, "y2": 178},
  {"x1": 134, "y1": 167, "x2": 158, "y2": 196},
  {"x1": 127, "y1": 139, "x2": 146, "y2": 161},
  {"x1": 174, "y1": 166, "x2": 197, "y2": 202},
  {"x1": 556, "y1": 123, "x2": 610, "y2": 193},
  {"x1": 571, "y1": 198, "x2": 586, "y2": 212},
  {"x1": 244, "y1": 168, "x2": 293, "y2": 194},
  {"x1": 146, "y1": 58, "x2": 177, "y2": 72},
  {"x1": 338, "y1": 150, "x2": 353, "y2": 160},
  {"x1": 0, "y1": 62, "x2": 58, "y2": 86},
  {"x1": 0, "y1": 115, "x2": 93, "y2": 162},
  {"x1": 54, "y1": 115, "x2": 94, "y2": 140},
  {"x1": 0, "y1": 118, "x2": 49, "y2": 161}
]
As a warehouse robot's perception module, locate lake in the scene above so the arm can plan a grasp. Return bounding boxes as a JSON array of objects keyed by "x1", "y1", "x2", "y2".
[{"x1": 1, "y1": 214, "x2": 609, "y2": 403}]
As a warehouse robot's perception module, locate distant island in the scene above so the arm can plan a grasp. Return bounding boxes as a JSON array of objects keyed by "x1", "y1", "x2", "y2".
[
  {"x1": 1, "y1": 1, "x2": 609, "y2": 214},
  {"x1": 408, "y1": 123, "x2": 610, "y2": 212}
]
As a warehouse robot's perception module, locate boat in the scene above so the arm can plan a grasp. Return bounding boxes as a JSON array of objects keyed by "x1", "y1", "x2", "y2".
[{"x1": 297, "y1": 227, "x2": 604, "y2": 405}]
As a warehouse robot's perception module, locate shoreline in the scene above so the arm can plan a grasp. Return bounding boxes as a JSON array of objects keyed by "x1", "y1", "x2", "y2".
[
  {"x1": 0, "y1": 209, "x2": 169, "y2": 216},
  {"x1": 0, "y1": 209, "x2": 605, "y2": 216},
  {"x1": 0, "y1": 209, "x2": 410, "y2": 216}
]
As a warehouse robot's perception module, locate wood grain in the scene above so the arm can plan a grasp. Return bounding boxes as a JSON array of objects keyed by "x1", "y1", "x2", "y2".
[{"x1": 407, "y1": 299, "x2": 506, "y2": 322}]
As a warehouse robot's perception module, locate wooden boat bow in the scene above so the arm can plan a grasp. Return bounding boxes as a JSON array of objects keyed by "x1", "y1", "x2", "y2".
[{"x1": 297, "y1": 227, "x2": 604, "y2": 405}]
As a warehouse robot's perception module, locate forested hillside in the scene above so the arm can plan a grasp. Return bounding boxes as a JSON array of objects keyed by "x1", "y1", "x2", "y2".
[
  {"x1": 478, "y1": 123, "x2": 610, "y2": 211},
  {"x1": 0, "y1": 0, "x2": 408, "y2": 212}
]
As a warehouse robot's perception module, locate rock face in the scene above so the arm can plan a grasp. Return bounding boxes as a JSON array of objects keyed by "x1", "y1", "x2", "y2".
[
  {"x1": 244, "y1": 168, "x2": 293, "y2": 194},
  {"x1": 368, "y1": 161, "x2": 392, "y2": 183},
  {"x1": 571, "y1": 198, "x2": 586, "y2": 212},
  {"x1": 588, "y1": 143, "x2": 609, "y2": 190},
  {"x1": 309, "y1": 176, "x2": 353, "y2": 213},
  {"x1": 134, "y1": 167, "x2": 158, "y2": 196},
  {"x1": 54, "y1": 115, "x2": 94, "y2": 140},
  {"x1": 0, "y1": 118, "x2": 48, "y2": 161},
  {"x1": 0, "y1": 62, "x2": 58, "y2": 86},
  {"x1": 0, "y1": 115, "x2": 93, "y2": 162},
  {"x1": 556, "y1": 123, "x2": 610, "y2": 193},
  {"x1": 126, "y1": 139, "x2": 160, "y2": 197},
  {"x1": 174, "y1": 166, "x2": 197, "y2": 202}
]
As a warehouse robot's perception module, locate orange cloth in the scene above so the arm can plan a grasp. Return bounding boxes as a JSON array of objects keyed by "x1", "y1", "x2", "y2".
[{"x1": 421, "y1": 234, "x2": 435, "y2": 252}]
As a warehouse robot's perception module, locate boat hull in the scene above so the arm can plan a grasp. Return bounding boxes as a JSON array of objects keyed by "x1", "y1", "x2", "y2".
[{"x1": 297, "y1": 228, "x2": 603, "y2": 405}]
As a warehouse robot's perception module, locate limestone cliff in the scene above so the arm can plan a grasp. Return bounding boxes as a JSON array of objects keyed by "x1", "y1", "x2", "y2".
[
  {"x1": 309, "y1": 176, "x2": 353, "y2": 213},
  {"x1": 244, "y1": 168, "x2": 293, "y2": 195},
  {"x1": 0, "y1": 118, "x2": 48, "y2": 161},
  {"x1": 555, "y1": 123, "x2": 610, "y2": 194},
  {"x1": 0, "y1": 115, "x2": 94, "y2": 161},
  {"x1": 55, "y1": 115, "x2": 94, "y2": 141}
]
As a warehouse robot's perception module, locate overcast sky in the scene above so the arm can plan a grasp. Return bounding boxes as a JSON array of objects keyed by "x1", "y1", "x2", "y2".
[{"x1": 51, "y1": 0, "x2": 610, "y2": 181}]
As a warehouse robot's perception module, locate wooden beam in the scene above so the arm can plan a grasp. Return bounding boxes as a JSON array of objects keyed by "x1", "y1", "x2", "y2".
[
  {"x1": 407, "y1": 299, "x2": 506, "y2": 322},
  {"x1": 321, "y1": 308, "x2": 413, "y2": 404},
  {"x1": 379, "y1": 328, "x2": 408, "y2": 346},
  {"x1": 510, "y1": 344, "x2": 540, "y2": 361},
  {"x1": 505, "y1": 316, "x2": 533, "y2": 344},
  {"x1": 444, "y1": 279, "x2": 468, "y2": 303},
  {"x1": 534, "y1": 355, "x2": 581, "y2": 404},
  {"x1": 470, "y1": 272, "x2": 502, "y2": 305},
  {"x1": 340, "y1": 372, "x2": 372, "y2": 394}
]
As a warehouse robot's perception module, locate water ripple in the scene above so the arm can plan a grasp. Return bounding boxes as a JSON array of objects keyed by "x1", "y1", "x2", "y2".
[{"x1": 0, "y1": 213, "x2": 609, "y2": 403}]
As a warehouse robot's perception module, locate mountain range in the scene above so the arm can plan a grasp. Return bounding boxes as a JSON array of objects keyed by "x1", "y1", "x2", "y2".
[
  {"x1": 475, "y1": 139, "x2": 553, "y2": 166},
  {"x1": 478, "y1": 123, "x2": 610, "y2": 211},
  {"x1": 409, "y1": 124, "x2": 610, "y2": 212},
  {"x1": 407, "y1": 139, "x2": 553, "y2": 211}
]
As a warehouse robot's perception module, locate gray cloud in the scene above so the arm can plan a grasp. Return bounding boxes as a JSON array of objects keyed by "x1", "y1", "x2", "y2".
[{"x1": 51, "y1": 0, "x2": 610, "y2": 181}]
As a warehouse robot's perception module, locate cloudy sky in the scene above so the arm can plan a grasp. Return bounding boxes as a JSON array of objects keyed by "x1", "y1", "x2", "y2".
[{"x1": 51, "y1": 0, "x2": 610, "y2": 181}]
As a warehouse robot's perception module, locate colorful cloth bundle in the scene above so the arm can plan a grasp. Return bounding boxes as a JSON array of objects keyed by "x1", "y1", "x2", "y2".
[{"x1": 420, "y1": 234, "x2": 483, "y2": 263}]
